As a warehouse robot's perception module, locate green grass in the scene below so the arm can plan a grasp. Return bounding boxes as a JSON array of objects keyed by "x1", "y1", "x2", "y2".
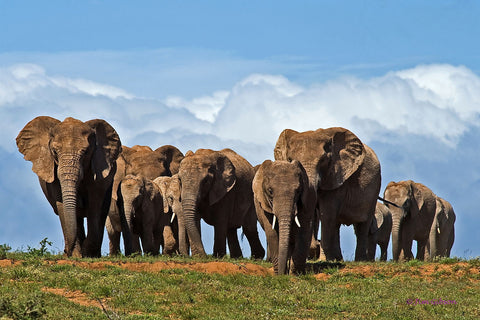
[{"x1": 0, "y1": 245, "x2": 479, "y2": 319}]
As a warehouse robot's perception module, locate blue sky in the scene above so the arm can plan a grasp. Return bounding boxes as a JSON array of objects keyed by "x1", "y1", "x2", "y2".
[{"x1": 1, "y1": 1, "x2": 479, "y2": 259}]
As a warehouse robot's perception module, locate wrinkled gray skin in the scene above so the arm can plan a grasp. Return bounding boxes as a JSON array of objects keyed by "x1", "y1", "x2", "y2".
[
  {"x1": 178, "y1": 148, "x2": 265, "y2": 259},
  {"x1": 429, "y1": 197, "x2": 455, "y2": 259},
  {"x1": 154, "y1": 175, "x2": 187, "y2": 255},
  {"x1": 16, "y1": 116, "x2": 121, "y2": 257},
  {"x1": 274, "y1": 127, "x2": 381, "y2": 261},
  {"x1": 367, "y1": 202, "x2": 392, "y2": 261},
  {"x1": 253, "y1": 160, "x2": 315, "y2": 275},
  {"x1": 116, "y1": 174, "x2": 173, "y2": 255},
  {"x1": 384, "y1": 180, "x2": 437, "y2": 262},
  {"x1": 106, "y1": 145, "x2": 184, "y2": 255}
]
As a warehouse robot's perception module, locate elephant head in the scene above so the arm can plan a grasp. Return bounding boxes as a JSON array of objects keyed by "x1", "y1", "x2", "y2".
[
  {"x1": 253, "y1": 160, "x2": 314, "y2": 275},
  {"x1": 154, "y1": 174, "x2": 188, "y2": 255},
  {"x1": 16, "y1": 116, "x2": 121, "y2": 257},
  {"x1": 384, "y1": 180, "x2": 437, "y2": 261},
  {"x1": 118, "y1": 174, "x2": 164, "y2": 255},
  {"x1": 274, "y1": 127, "x2": 365, "y2": 192},
  {"x1": 178, "y1": 149, "x2": 236, "y2": 257}
]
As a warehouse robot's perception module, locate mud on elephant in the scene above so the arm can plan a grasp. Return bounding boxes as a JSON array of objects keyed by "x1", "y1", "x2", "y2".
[
  {"x1": 253, "y1": 160, "x2": 315, "y2": 275},
  {"x1": 274, "y1": 127, "x2": 381, "y2": 261},
  {"x1": 16, "y1": 116, "x2": 121, "y2": 257},
  {"x1": 178, "y1": 148, "x2": 265, "y2": 259}
]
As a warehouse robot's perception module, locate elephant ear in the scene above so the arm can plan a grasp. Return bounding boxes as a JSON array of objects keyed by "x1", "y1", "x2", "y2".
[
  {"x1": 252, "y1": 160, "x2": 273, "y2": 214},
  {"x1": 16, "y1": 116, "x2": 60, "y2": 183},
  {"x1": 153, "y1": 176, "x2": 171, "y2": 214},
  {"x1": 274, "y1": 129, "x2": 298, "y2": 160},
  {"x1": 155, "y1": 145, "x2": 185, "y2": 176},
  {"x1": 209, "y1": 154, "x2": 236, "y2": 205},
  {"x1": 86, "y1": 119, "x2": 122, "y2": 180},
  {"x1": 294, "y1": 160, "x2": 311, "y2": 213},
  {"x1": 320, "y1": 128, "x2": 365, "y2": 190},
  {"x1": 410, "y1": 181, "x2": 426, "y2": 214},
  {"x1": 375, "y1": 204, "x2": 385, "y2": 229}
]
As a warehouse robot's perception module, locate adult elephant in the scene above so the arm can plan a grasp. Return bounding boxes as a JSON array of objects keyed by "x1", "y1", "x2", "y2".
[
  {"x1": 154, "y1": 175, "x2": 187, "y2": 255},
  {"x1": 106, "y1": 145, "x2": 184, "y2": 255},
  {"x1": 367, "y1": 202, "x2": 392, "y2": 261},
  {"x1": 429, "y1": 197, "x2": 455, "y2": 259},
  {"x1": 383, "y1": 180, "x2": 437, "y2": 261},
  {"x1": 253, "y1": 160, "x2": 315, "y2": 275},
  {"x1": 178, "y1": 148, "x2": 265, "y2": 259},
  {"x1": 274, "y1": 127, "x2": 381, "y2": 261},
  {"x1": 16, "y1": 116, "x2": 121, "y2": 257}
]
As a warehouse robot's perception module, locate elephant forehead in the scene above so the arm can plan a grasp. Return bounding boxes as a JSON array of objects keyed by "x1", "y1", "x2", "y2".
[{"x1": 288, "y1": 134, "x2": 326, "y2": 155}]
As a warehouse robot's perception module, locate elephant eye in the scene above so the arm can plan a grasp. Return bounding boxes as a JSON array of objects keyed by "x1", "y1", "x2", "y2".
[{"x1": 267, "y1": 187, "x2": 273, "y2": 196}]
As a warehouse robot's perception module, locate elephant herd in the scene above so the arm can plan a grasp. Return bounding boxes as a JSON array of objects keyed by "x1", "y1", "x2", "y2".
[{"x1": 16, "y1": 116, "x2": 456, "y2": 275}]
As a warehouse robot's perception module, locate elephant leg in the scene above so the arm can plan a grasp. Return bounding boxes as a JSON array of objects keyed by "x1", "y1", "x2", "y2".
[
  {"x1": 402, "y1": 237, "x2": 414, "y2": 261},
  {"x1": 321, "y1": 220, "x2": 342, "y2": 261},
  {"x1": 241, "y1": 207, "x2": 265, "y2": 259},
  {"x1": 379, "y1": 242, "x2": 388, "y2": 261},
  {"x1": 366, "y1": 233, "x2": 377, "y2": 261},
  {"x1": 163, "y1": 225, "x2": 177, "y2": 255},
  {"x1": 354, "y1": 220, "x2": 370, "y2": 261},
  {"x1": 416, "y1": 239, "x2": 427, "y2": 261},
  {"x1": 227, "y1": 228, "x2": 242, "y2": 259},
  {"x1": 84, "y1": 185, "x2": 111, "y2": 257}
]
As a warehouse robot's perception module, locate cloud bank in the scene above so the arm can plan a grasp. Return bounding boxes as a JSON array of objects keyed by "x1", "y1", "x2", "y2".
[{"x1": 1, "y1": 63, "x2": 479, "y2": 258}]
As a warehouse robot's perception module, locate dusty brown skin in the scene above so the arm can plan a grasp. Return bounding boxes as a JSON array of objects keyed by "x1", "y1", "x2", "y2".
[
  {"x1": 429, "y1": 197, "x2": 455, "y2": 259},
  {"x1": 367, "y1": 201, "x2": 392, "y2": 261},
  {"x1": 384, "y1": 180, "x2": 437, "y2": 261},
  {"x1": 154, "y1": 174, "x2": 188, "y2": 255},
  {"x1": 274, "y1": 127, "x2": 381, "y2": 261},
  {"x1": 178, "y1": 148, "x2": 265, "y2": 259},
  {"x1": 253, "y1": 160, "x2": 315, "y2": 275},
  {"x1": 16, "y1": 116, "x2": 121, "y2": 257},
  {"x1": 106, "y1": 145, "x2": 183, "y2": 255}
]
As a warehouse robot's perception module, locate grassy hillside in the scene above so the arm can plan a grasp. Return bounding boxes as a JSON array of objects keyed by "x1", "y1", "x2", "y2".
[{"x1": 0, "y1": 244, "x2": 479, "y2": 319}]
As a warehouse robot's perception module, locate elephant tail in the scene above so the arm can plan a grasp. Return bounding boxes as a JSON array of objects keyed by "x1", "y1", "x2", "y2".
[{"x1": 378, "y1": 196, "x2": 401, "y2": 208}]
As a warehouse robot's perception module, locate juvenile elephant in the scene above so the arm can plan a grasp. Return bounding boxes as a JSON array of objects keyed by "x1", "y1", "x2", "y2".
[
  {"x1": 253, "y1": 160, "x2": 315, "y2": 275},
  {"x1": 16, "y1": 116, "x2": 121, "y2": 257},
  {"x1": 116, "y1": 174, "x2": 174, "y2": 255},
  {"x1": 178, "y1": 148, "x2": 265, "y2": 259},
  {"x1": 367, "y1": 202, "x2": 392, "y2": 261},
  {"x1": 154, "y1": 175, "x2": 186, "y2": 255},
  {"x1": 106, "y1": 144, "x2": 184, "y2": 255},
  {"x1": 429, "y1": 197, "x2": 455, "y2": 259},
  {"x1": 383, "y1": 180, "x2": 437, "y2": 261},
  {"x1": 274, "y1": 127, "x2": 381, "y2": 261}
]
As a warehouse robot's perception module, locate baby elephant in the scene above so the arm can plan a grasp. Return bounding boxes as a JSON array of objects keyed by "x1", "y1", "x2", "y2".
[
  {"x1": 429, "y1": 197, "x2": 455, "y2": 259},
  {"x1": 367, "y1": 202, "x2": 392, "y2": 261},
  {"x1": 253, "y1": 160, "x2": 315, "y2": 275},
  {"x1": 109, "y1": 174, "x2": 173, "y2": 255}
]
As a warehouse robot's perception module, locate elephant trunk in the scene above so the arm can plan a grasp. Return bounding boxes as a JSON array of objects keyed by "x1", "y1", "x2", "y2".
[
  {"x1": 182, "y1": 197, "x2": 206, "y2": 257},
  {"x1": 57, "y1": 153, "x2": 82, "y2": 257},
  {"x1": 277, "y1": 214, "x2": 292, "y2": 275},
  {"x1": 391, "y1": 212, "x2": 402, "y2": 262},
  {"x1": 175, "y1": 203, "x2": 189, "y2": 255},
  {"x1": 429, "y1": 222, "x2": 439, "y2": 260},
  {"x1": 122, "y1": 195, "x2": 141, "y2": 255}
]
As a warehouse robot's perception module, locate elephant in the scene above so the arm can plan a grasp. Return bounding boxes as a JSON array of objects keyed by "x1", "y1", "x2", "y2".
[
  {"x1": 274, "y1": 127, "x2": 381, "y2": 261},
  {"x1": 252, "y1": 160, "x2": 315, "y2": 275},
  {"x1": 16, "y1": 116, "x2": 121, "y2": 257},
  {"x1": 178, "y1": 148, "x2": 265, "y2": 259},
  {"x1": 154, "y1": 174, "x2": 187, "y2": 255},
  {"x1": 106, "y1": 144, "x2": 184, "y2": 255},
  {"x1": 367, "y1": 201, "x2": 392, "y2": 261},
  {"x1": 429, "y1": 197, "x2": 455, "y2": 259},
  {"x1": 383, "y1": 180, "x2": 437, "y2": 261},
  {"x1": 116, "y1": 174, "x2": 175, "y2": 255}
]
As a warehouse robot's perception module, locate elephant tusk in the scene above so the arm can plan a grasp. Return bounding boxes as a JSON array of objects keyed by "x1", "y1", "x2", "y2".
[
  {"x1": 272, "y1": 215, "x2": 277, "y2": 230},
  {"x1": 171, "y1": 212, "x2": 176, "y2": 223},
  {"x1": 295, "y1": 216, "x2": 301, "y2": 228},
  {"x1": 437, "y1": 227, "x2": 441, "y2": 234}
]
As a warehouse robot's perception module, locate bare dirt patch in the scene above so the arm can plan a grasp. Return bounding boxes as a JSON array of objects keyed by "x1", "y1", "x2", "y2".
[{"x1": 41, "y1": 287, "x2": 106, "y2": 309}]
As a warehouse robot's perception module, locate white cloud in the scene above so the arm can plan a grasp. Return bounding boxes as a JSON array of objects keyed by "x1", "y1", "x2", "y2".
[{"x1": 1, "y1": 62, "x2": 480, "y2": 258}]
